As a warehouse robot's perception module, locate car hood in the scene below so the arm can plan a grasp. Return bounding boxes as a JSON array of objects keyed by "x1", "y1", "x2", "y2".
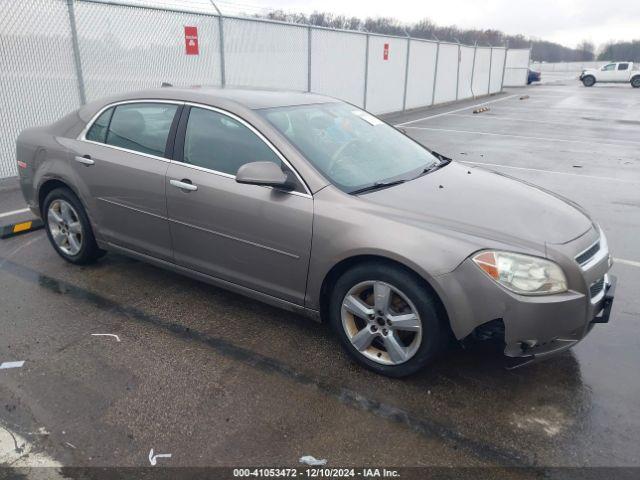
[{"x1": 360, "y1": 162, "x2": 592, "y2": 247}]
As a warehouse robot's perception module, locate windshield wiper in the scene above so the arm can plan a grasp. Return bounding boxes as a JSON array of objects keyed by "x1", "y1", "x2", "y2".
[
  {"x1": 418, "y1": 157, "x2": 451, "y2": 176},
  {"x1": 349, "y1": 179, "x2": 406, "y2": 195}
]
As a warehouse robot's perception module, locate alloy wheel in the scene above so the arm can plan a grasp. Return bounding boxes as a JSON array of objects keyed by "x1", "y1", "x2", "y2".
[
  {"x1": 47, "y1": 199, "x2": 83, "y2": 256},
  {"x1": 341, "y1": 280, "x2": 423, "y2": 365}
]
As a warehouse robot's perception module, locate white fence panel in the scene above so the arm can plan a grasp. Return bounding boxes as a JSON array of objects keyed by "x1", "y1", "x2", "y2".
[
  {"x1": 489, "y1": 48, "x2": 506, "y2": 93},
  {"x1": 365, "y1": 36, "x2": 408, "y2": 114},
  {"x1": 405, "y1": 40, "x2": 437, "y2": 109},
  {"x1": 311, "y1": 29, "x2": 366, "y2": 107},
  {"x1": 503, "y1": 49, "x2": 530, "y2": 86},
  {"x1": 433, "y1": 43, "x2": 458, "y2": 104},
  {"x1": 472, "y1": 47, "x2": 491, "y2": 96},
  {"x1": 457, "y1": 45, "x2": 475, "y2": 100},
  {"x1": 0, "y1": 0, "x2": 80, "y2": 179},
  {"x1": 75, "y1": 2, "x2": 221, "y2": 101},
  {"x1": 1, "y1": 0, "x2": 520, "y2": 179},
  {"x1": 224, "y1": 18, "x2": 308, "y2": 90}
]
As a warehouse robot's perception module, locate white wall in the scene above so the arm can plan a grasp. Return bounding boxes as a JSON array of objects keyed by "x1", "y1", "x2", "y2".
[
  {"x1": 404, "y1": 40, "x2": 438, "y2": 109},
  {"x1": 76, "y1": 1, "x2": 222, "y2": 101},
  {"x1": 224, "y1": 18, "x2": 308, "y2": 90},
  {"x1": 433, "y1": 43, "x2": 459, "y2": 104},
  {"x1": 365, "y1": 36, "x2": 408, "y2": 114},
  {"x1": 531, "y1": 61, "x2": 609, "y2": 72},
  {"x1": 311, "y1": 29, "x2": 366, "y2": 107},
  {"x1": 504, "y1": 49, "x2": 530, "y2": 87},
  {"x1": 457, "y1": 45, "x2": 475, "y2": 100},
  {"x1": 472, "y1": 47, "x2": 492, "y2": 96},
  {"x1": 489, "y1": 48, "x2": 506, "y2": 93},
  {"x1": 0, "y1": 0, "x2": 513, "y2": 178}
]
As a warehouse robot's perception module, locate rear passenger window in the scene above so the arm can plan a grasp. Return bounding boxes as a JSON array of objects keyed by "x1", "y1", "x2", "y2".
[
  {"x1": 85, "y1": 107, "x2": 113, "y2": 143},
  {"x1": 183, "y1": 107, "x2": 282, "y2": 175},
  {"x1": 106, "y1": 103, "x2": 178, "y2": 157},
  {"x1": 618, "y1": 63, "x2": 629, "y2": 71}
]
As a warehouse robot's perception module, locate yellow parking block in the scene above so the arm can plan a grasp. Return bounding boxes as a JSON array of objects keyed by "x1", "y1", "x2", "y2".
[
  {"x1": 0, "y1": 218, "x2": 44, "y2": 239},
  {"x1": 13, "y1": 221, "x2": 33, "y2": 233}
]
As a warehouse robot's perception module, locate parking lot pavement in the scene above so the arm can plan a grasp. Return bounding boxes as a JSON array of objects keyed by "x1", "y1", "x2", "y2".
[
  {"x1": 1, "y1": 80, "x2": 639, "y2": 473},
  {"x1": 0, "y1": 178, "x2": 29, "y2": 225}
]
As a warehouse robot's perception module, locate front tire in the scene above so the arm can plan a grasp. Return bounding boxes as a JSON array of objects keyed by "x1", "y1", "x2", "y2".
[
  {"x1": 582, "y1": 76, "x2": 595, "y2": 87},
  {"x1": 631, "y1": 76, "x2": 640, "y2": 88},
  {"x1": 43, "y1": 187, "x2": 105, "y2": 265},
  {"x1": 329, "y1": 261, "x2": 447, "y2": 377}
]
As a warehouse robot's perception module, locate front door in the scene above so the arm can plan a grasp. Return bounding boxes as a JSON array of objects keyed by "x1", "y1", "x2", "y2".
[
  {"x1": 165, "y1": 105, "x2": 313, "y2": 305},
  {"x1": 70, "y1": 101, "x2": 180, "y2": 260},
  {"x1": 599, "y1": 63, "x2": 617, "y2": 81}
]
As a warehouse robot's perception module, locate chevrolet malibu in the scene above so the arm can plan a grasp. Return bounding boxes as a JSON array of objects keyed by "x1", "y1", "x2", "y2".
[{"x1": 16, "y1": 88, "x2": 615, "y2": 377}]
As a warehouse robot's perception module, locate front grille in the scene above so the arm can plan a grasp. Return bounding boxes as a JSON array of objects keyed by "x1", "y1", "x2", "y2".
[
  {"x1": 576, "y1": 241, "x2": 600, "y2": 266},
  {"x1": 590, "y1": 277, "x2": 605, "y2": 298}
]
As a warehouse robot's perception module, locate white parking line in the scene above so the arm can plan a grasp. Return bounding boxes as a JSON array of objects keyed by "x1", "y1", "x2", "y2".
[
  {"x1": 403, "y1": 125, "x2": 640, "y2": 148},
  {"x1": 461, "y1": 160, "x2": 640, "y2": 184},
  {"x1": 394, "y1": 94, "x2": 519, "y2": 126},
  {"x1": 0, "y1": 207, "x2": 29, "y2": 219},
  {"x1": 615, "y1": 257, "x2": 640, "y2": 268},
  {"x1": 446, "y1": 113, "x2": 631, "y2": 129},
  {"x1": 0, "y1": 361, "x2": 25, "y2": 369}
]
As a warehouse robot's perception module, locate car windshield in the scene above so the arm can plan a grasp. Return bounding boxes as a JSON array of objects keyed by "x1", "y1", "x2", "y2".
[{"x1": 259, "y1": 103, "x2": 441, "y2": 193}]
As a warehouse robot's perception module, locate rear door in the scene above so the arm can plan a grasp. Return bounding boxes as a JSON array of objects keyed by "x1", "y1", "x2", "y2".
[
  {"x1": 165, "y1": 105, "x2": 313, "y2": 305},
  {"x1": 615, "y1": 62, "x2": 630, "y2": 81},
  {"x1": 71, "y1": 101, "x2": 181, "y2": 260}
]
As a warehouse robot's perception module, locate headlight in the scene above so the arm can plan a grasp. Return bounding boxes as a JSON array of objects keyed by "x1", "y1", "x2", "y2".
[{"x1": 472, "y1": 251, "x2": 567, "y2": 295}]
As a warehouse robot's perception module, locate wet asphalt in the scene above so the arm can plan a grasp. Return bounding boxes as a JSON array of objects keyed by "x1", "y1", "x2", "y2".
[{"x1": 1, "y1": 76, "x2": 639, "y2": 473}]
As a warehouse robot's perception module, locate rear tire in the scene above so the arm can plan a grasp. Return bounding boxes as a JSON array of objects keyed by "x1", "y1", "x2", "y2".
[
  {"x1": 43, "y1": 187, "x2": 105, "y2": 265},
  {"x1": 582, "y1": 76, "x2": 595, "y2": 87},
  {"x1": 631, "y1": 76, "x2": 640, "y2": 88},
  {"x1": 328, "y1": 261, "x2": 447, "y2": 377}
]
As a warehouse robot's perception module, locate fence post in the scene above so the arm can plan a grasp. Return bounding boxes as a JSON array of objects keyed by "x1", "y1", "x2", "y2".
[
  {"x1": 218, "y1": 16, "x2": 226, "y2": 87},
  {"x1": 526, "y1": 45, "x2": 532, "y2": 85},
  {"x1": 363, "y1": 33, "x2": 370, "y2": 109},
  {"x1": 470, "y1": 42, "x2": 477, "y2": 98},
  {"x1": 431, "y1": 41, "x2": 440, "y2": 106},
  {"x1": 307, "y1": 26, "x2": 312, "y2": 92},
  {"x1": 500, "y1": 40, "x2": 508, "y2": 91},
  {"x1": 487, "y1": 45, "x2": 493, "y2": 95},
  {"x1": 455, "y1": 41, "x2": 461, "y2": 100},
  {"x1": 402, "y1": 36, "x2": 411, "y2": 111},
  {"x1": 66, "y1": 0, "x2": 86, "y2": 105}
]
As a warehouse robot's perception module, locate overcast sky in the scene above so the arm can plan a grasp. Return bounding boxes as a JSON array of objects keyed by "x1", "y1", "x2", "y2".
[{"x1": 214, "y1": 0, "x2": 640, "y2": 48}]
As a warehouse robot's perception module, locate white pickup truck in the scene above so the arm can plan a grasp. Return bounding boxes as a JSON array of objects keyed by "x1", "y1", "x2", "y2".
[{"x1": 580, "y1": 62, "x2": 640, "y2": 87}]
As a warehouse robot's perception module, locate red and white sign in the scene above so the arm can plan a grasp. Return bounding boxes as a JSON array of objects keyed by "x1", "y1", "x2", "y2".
[
  {"x1": 184, "y1": 26, "x2": 199, "y2": 55},
  {"x1": 383, "y1": 43, "x2": 389, "y2": 60}
]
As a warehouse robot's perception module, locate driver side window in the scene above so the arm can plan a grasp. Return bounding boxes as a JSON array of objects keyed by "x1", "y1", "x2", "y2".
[
  {"x1": 183, "y1": 107, "x2": 281, "y2": 176},
  {"x1": 181, "y1": 107, "x2": 304, "y2": 193},
  {"x1": 602, "y1": 64, "x2": 616, "y2": 71}
]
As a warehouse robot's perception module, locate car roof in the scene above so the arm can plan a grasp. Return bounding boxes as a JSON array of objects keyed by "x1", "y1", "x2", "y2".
[
  {"x1": 78, "y1": 86, "x2": 341, "y2": 124},
  {"x1": 97, "y1": 86, "x2": 338, "y2": 109}
]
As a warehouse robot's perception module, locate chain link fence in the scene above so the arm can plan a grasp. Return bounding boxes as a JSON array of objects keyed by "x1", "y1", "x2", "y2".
[{"x1": 0, "y1": 0, "x2": 530, "y2": 179}]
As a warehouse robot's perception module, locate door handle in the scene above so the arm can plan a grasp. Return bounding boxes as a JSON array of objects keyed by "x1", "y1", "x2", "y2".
[
  {"x1": 74, "y1": 155, "x2": 94, "y2": 166},
  {"x1": 169, "y1": 179, "x2": 198, "y2": 192}
]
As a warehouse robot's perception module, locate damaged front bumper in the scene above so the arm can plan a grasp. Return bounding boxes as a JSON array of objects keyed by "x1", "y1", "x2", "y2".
[
  {"x1": 435, "y1": 232, "x2": 615, "y2": 367},
  {"x1": 505, "y1": 274, "x2": 616, "y2": 368}
]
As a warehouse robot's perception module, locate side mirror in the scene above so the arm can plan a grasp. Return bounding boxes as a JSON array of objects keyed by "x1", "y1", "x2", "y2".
[{"x1": 236, "y1": 161, "x2": 295, "y2": 190}]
